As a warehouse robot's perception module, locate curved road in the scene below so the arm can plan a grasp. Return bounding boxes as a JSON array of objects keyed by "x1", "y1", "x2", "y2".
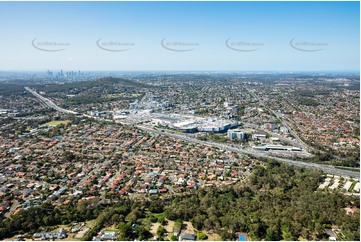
[
  {"x1": 26, "y1": 87, "x2": 359, "y2": 178},
  {"x1": 25, "y1": 87, "x2": 77, "y2": 114},
  {"x1": 244, "y1": 86, "x2": 311, "y2": 152},
  {"x1": 138, "y1": 125, "x2": 359, "y2": 179}
]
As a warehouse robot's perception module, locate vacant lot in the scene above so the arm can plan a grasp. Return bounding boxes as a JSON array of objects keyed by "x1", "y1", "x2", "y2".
[{"x1": 45, "y1": 120, "x2": 71, "y2": 126}]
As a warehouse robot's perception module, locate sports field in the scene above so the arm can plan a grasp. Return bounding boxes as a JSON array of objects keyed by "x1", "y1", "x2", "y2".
[{"x1": 45, "y1": 120, "x2": 71, "y2": 126}]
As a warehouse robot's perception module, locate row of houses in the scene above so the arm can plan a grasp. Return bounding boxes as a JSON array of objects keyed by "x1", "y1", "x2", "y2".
[
  {"x1": 318, "y1": 175, "x2": 360, "y2": 194},
  {"x1": 33, "y1": 228, "x2": 67, "y2": 240},
  {"x1": 0, "y1": 119, "x2": 260, "y2": 217}
]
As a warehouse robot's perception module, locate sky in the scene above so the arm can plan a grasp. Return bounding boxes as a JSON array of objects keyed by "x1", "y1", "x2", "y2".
[{"x1": 0, "y1": 1, "x2": 359, "y2": 72}]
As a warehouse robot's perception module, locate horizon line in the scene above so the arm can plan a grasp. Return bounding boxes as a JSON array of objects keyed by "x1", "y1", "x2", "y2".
[{"x1": 0, "y1": 70, "x2": 360, "y2": 73}]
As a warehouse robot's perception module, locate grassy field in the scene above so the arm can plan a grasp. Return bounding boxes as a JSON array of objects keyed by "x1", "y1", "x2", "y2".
[
  {"x1": 202, "y1": 231, "x2": 222, "y2": 241},
  {"x1": 102, "y1": 224, "x2": 118, "y2": 232},
  {"x1": 45, "y1": 120, "x2": 71, "y2": 126},
  {"x1": 85, "y1": 219, "x2": 97, "y2": 229},
  {"x1": 150, "y1": 222, "x2": 161, "y2": 236},
  {"x1": 152, "y1": 212, "x2": 166, "y2": 220},
  {"x1": 132, "y1": 93, "x2": 142, "y2": 97}
]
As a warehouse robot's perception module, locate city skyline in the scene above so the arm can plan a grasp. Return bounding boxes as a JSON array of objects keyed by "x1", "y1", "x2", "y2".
[{"x1": 0, "y1": 1, "x2": 359, "y2": 71}]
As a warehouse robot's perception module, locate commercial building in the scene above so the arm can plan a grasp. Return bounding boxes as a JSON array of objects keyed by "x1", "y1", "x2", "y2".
[
  {"x1": 227, "y1": 129, "x2": 247, "y2": 140},
  {"x1": 270, "y1": 137, "x2": 280, "y2": 143},
  {"x1": 252, "y1": 134, "x2": 267, "y2": 140},
  {"x1": 263, "y1": 123, "x2": 276, "y2": 131},
  {"x1": 153, "y1": 113, "x2": 238, "y2": 133},
  {"x1": 129, "y1": 102, "x2": 138, "y2": 109},
  {"x1": 280, "y1": 126, "x2": 289, "y2": 133},
  {"x1": 253, "y1": 144, "x2": 302, "y2": 151}
]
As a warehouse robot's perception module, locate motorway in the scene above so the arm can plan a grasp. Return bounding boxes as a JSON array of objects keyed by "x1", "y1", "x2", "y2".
[
  {"x1": 26, "y1": 87, "x2": 360, "y2": 178},
  {"x1": 137, "y1": 125, "x2": 359, "y2": 178},
  {"x1": 244, "y1": 86, "x2": 311, "y2": 152},
  {"x1": 242, "y1": 122, "x2": 310, "y2": 155},
  {"x1": 25, "y1": 87, "x2": 77, "y2": 114}
]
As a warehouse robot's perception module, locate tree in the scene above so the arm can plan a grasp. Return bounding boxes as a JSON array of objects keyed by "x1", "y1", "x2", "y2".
[
  {"x1": 136, "y1": 225, "x2": 152, "y2": 241},
  {"x1": 197, "y1": 232, "x2": 208, "y2": 240},
  {"x1": 110, "y1": 214, "x2": 120, "y2": 224},
  {"x1": 220, "y1": 230, "x2": 233, "y2": 240},
  {"x1": 266, "y1": 227, "x2": 280, "y2": 241},
  {"x1": 281, "y1": 225, "x2": 295, "y2": 241},
  {"x1": 118, "y1": 222, "x2": 133, "y2": 241},
  {"x1": 157, "y1": 226, "x2": 166, "y2": 237},
  {"x1": 191, "y1": 215, "x2": 206, "y2": 230},
  {"x1": 149, "y1": 200, "x2": 164, "y2": 213}
]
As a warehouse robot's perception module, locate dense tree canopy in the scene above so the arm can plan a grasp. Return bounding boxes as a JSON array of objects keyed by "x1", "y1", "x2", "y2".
[
  {"x1": 164, "y1": 161, "x2": 359, "y2": 241},
  {"x1": 0, "y1": 161, "x2": 359, "y2": 241}
]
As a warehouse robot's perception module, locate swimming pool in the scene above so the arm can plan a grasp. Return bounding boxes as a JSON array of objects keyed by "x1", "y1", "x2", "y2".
[{"x1": 239, "y1": 234, "x2": 247, "y2": 241}]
